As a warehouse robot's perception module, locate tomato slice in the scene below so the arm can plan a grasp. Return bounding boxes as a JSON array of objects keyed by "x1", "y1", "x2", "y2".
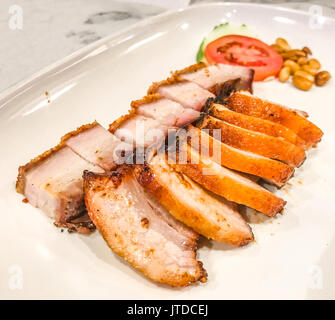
[{"x1": 204, "y1": 35, "x2": 283, "y2": 81}]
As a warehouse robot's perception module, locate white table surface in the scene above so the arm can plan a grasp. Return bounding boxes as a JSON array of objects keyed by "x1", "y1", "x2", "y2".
[{"x1": 1, "y1": 0, "x2": 334, "y2": 92}]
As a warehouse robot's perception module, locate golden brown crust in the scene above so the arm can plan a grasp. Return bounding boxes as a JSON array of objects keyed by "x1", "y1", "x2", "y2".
[
  {"x1": 197, "y1": 115, "x2": 306, "y2": 167},
  {"x1": 130, "y1": 93, "x2": 163, "y2": 109},
  {"x1": 108, "y1": 112, "x2": 135, "y2": 134},
  {"x1": 147, "y1": 76, "x2": 187, "y2": 95},
  {"x1": 172, "y1": 62, "x2": 208, "y2": 77},
  {"x1": 170, "y1": 144, "x2": 285, "y2": 216},
  {"x1": 60, "y1": 121, "x2": 98, "y2": 144},
  {"x1": 134, "y1": 164, "x2": 222, "y2": 241},
  {"x1": 185, "y1": 125, "x2": 294, "y2": 185},
  {"x1": 210, "y1": 104, "x2": 307, "y2": 150},
  {"x1": 147, "y1": 62, "x2": 208, "y2": 95},
  {"x1": 134, "y1": 162, "x2": 253, "y2": 246},
  {"x1": 227, "y1": 93, "x2": 323, "y2": 147}
]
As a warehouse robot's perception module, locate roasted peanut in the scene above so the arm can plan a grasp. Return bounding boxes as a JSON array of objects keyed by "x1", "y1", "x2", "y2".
[
  {"x1": 271, "y1": 44, "x2": 287, "y2": 53},
  {"x1": 275, "y1": 38, "x2": 291, "y2": 51},
  {"x1": 302, "y1": 46, "x2": 312, "y2": 56},
  {"x1": 307, "y1": 58, "x2": 321, "y2": 70},
  {"x1": 315, "y1": 71, "x2": 331, "y2": 86},
  {"x1": 301, "y1": 64, "x2": 318, "y2": 76},
  {"x1": 273, "y1": 38, "x2": 329, "y2": 89},
  {"x1": 279, "y1": 67, "x2": 291, "y2": 82},
  {"x1": 292, "y1": 70, "x2": 314, "y2": 91},
  {"x1": 297, "y1": 57, "x2": 308, "y2": 65},
  {"x1": 283, "y1": 60, "x2": 300, "y2": 74},
  {"x1": 294, "y1": 70, "x2": 314, "y2": 82},
  {"x1": 281, "y1": 49, "x2": 306, "y2": 60}
]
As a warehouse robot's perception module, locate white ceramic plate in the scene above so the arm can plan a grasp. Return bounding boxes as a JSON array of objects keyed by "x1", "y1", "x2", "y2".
[{"x1": 1, "y1": 3, "x2": 335, "y2": 299}]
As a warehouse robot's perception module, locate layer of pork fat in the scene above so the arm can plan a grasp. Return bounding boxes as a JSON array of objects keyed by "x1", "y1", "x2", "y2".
[
  {"x1": 63, "y1": 122, "x2": 131, "y2": 170},
  {"x1": 132, "y1": 96, "x2": 200, "y2": 128},
  {"x1": 149, "y1": 81, "x2": 215, "y2": 112},
  {"x1": 175, "y1": 63, "x2": 254, "y2": 92},
  {"x1": 110, "y1": 114, "x2": 168, "y2": 149},
  {"x1": 17, "y1": 146, "x2": 103, "y2": 232}
]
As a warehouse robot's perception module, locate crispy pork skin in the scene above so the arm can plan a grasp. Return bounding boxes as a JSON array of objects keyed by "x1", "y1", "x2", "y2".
[
  {"x1": 148, "y1": 79, "x2": 215, "y2": 111},
  {"x1": 185, "y1": 125, "x2": 294, "y2": 187},
  {"x1": 209, "y1": 104, "x2": 307, "y2": 149},
  {"x1": 16, "y1": 145, "x2": 104, "y2": 233},
  {"x1": 62, "y1": 122, "x2": 130, "y2": 170},
  {"x1": 131, "y1": 94, "x2": 200, "y2": 128},
  {"x1": 173, "y1": 63, "x2": 254, "y2": 93},
  {"x1": 198, "y1": 115, "x2": 306, "y2": 167},
  {"x1": 169, "y1": 142, "x2": 285, "y2": 216},
  {"x1": 134, "y1": 153, "x2": 254, "y2": 245},
  {"x1": 83, "y1": 168, "x2": 207, "y2": 287},
  {"x1": 226, "y1": 92, "x2": 323, "y2": 147},
  {"x1": 109, "y1": 114, "x2": 168, "y2": 149}
]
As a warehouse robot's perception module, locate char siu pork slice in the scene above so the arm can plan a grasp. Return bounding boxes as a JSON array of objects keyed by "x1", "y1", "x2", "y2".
[
  {"x1": 184, "y1": 125, "x2": 294, "y2": 187},
  {"x1": 208, "y1": 104, "x2": 307, "y2": 149},
  {"x1": 83, "y1": 167, "x2": 207, "y2": 287},
  {"x1": 197, "y1": 115, "x2": 306, "y2": 167},
  {"x1": 168, "y1": 141, "x2": 286, "y2": 216},
  {"x1": 226, "y1": 91, "x2": 323, "y2": 147}
]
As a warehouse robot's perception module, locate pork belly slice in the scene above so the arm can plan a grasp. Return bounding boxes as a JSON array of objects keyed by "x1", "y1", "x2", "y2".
[
  {"x1": 197, "y1": 115, "x2": 306, "y2": 167},
  {"x1": 173, "y1": 62, "x2": 254, "y2": 93},
  {"x1": 148, "y1": 79, "x2": 215, "y2": 111},
  {"x1": 62, "y1": 121, "x2": 131, "y2": 170},
  {"x1": 134, "y1": 153, "x2": 253, "y2": 245},
  {"x1": 169, "y1": 142, "x2": 285, "y2": 216},
  {"x1": 109, "y1": 114, "x2": 168, "y2": 149},
  {"x1": 131, "y1": 94, "x2": 200, "y2": 128},
  {"x1": 83, "y1": 168, "x2": 207, "y2": 287},
  {"x1": 16, "y1": 145, "x2": 104, "y2": 233},
  {"x1": 226, "y1": 91, "x2": 323, "y2": 147},
  {"x1": 208, "y1": 103, "x2": 307, "y2": 150},
  {"x1": 184, "y1": 125, "x2": 294, "y2": 187}
]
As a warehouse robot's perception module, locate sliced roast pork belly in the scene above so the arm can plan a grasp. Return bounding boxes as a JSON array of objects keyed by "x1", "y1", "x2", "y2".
[
  {"x1": 184, "y1": 125, "x2": 294, "y2": 187},
  {"x1": 168, "y1": 141, "x2": 285, "y2": 216},
  {"x1": 208, "y1": 103, "x2": 307, "y2": 150},
  {"x1": 83, "y1": 167, "x2": 207, "y2": 287},
  {"x1": 148, "y1": 78, "x2": 215, "y2": 111},
  {"x1": 61, "y1": 121, "x2": 132, "y2": 170},
  {"x1": 197, "y1": 115, "x2": 306, "y2": 167},
  {"x1": 226, "y1": 91, "x2": 323, "y2": 147},
  {"x1": 16, "y1": 145, "x2": 104, "y2": 233},
  {"x1": 134, "y1": 153, "x2": 253, "y2": 245},
  {"x1": 131, "y1": 94, "x2": 200, "y2": 128},
  {"x1": 109, "y1": 113, "x2": 168, "y2": 150},
  {"x1": 173, "y1": 62, "x2": 254, "y2": 93}
]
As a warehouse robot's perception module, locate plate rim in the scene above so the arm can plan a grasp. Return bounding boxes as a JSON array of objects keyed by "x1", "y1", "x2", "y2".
[{"x1": 1, "y1": 2, "x2": 334, "y2": 109}]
